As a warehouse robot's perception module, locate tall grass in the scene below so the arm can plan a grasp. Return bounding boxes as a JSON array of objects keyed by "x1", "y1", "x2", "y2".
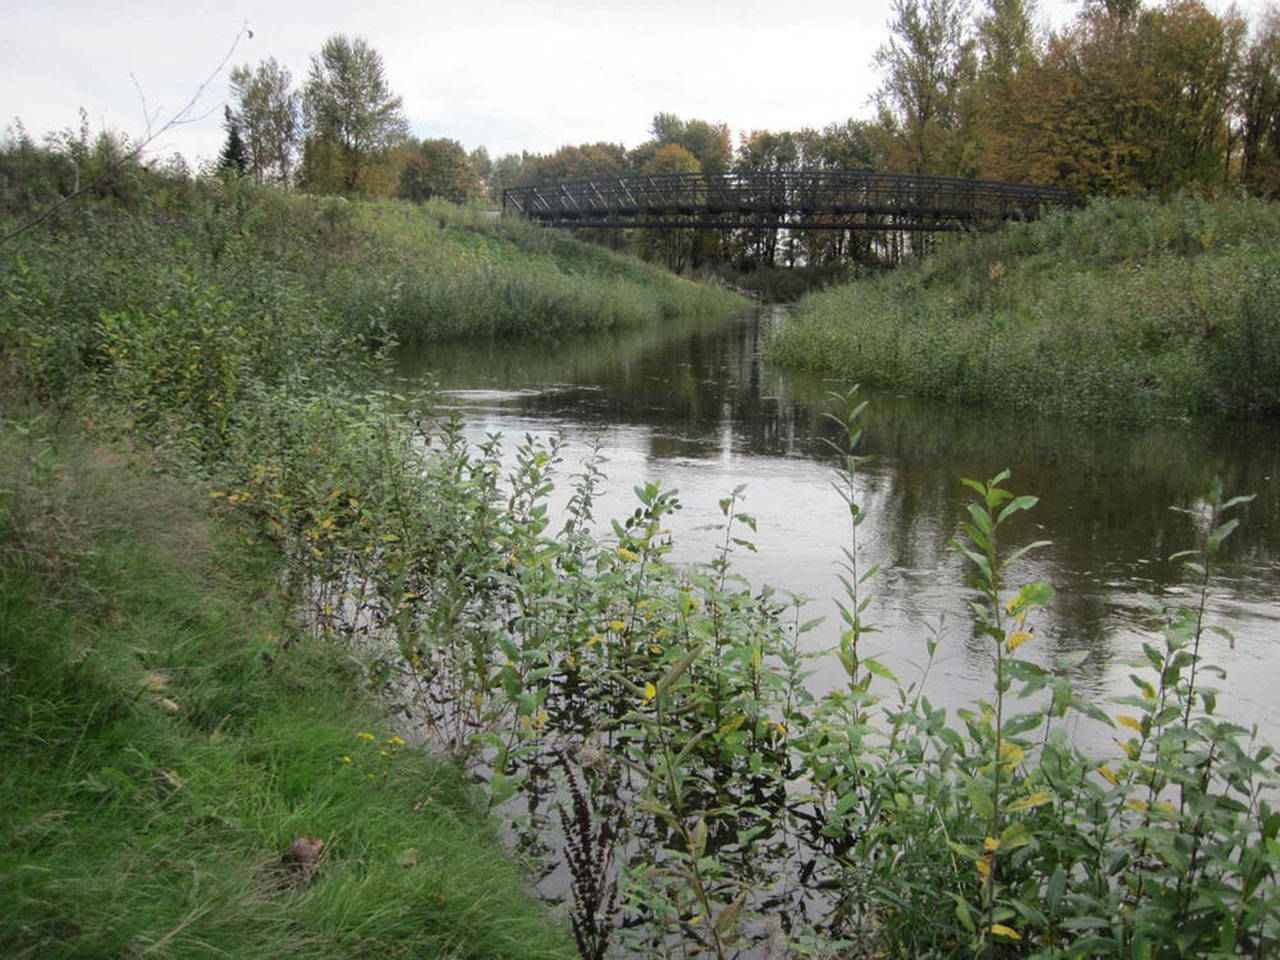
[
  {"x1": 770, "y1": 194, "x2": 1280, "y2": 421},
  {"x1": 0, "y1": 423, "x2": 573, "y2": 959},
  {"x1": 347, "y1": 200, "x2": 741, "y2": 341}
]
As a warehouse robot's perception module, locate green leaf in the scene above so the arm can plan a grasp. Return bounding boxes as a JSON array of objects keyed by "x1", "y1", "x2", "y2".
[
  {"x1": 863, "y1": 658, "x2": 900, "y2": 684},
  {"x1": 1047, "y1": 865, "x2": 1066, "y2": 913},
  {"x1": 997, "y1": 494, "x2": 1039, "y2": 525},
  {"x1": 1005, "y1": 540, "x2": 1052, "y2": 567}
]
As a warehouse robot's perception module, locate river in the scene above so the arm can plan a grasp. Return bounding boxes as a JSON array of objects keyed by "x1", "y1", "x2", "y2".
[{"x1": 395, "y1": 307, "x2": 1280, "y2": 737}]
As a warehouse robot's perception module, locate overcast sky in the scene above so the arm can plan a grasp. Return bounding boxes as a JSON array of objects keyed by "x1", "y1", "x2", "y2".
[{"x1": 1, "y1": 0, "x2": 1269, "y2": 169}]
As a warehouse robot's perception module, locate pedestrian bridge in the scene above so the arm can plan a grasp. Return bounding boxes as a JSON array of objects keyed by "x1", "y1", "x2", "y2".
[{"x1": 502, "y1": 170, "x2": 1077, "y2": 232}]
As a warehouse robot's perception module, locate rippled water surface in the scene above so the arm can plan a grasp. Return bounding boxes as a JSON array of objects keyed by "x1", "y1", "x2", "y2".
[{"x1": 395, "y1": 309, "x2": 1280, "y2": 735}]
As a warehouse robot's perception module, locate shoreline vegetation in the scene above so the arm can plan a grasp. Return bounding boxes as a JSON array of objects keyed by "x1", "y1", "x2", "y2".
[
  {"x1": 0, "y1": 152, "x2": 737, "y2": 956},
  {"x1": 4, "y1": 144, "x2": 1279, "y2": 956},
  {"x1": 769, "y1": 194, "x2": 1280, "y2": 423}
]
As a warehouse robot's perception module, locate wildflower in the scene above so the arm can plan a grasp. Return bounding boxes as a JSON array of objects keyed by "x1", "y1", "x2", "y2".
[
  {"x1": 642, "y1": 682, "x2": 657, "y2": 706},
  {"x1": 356, "y1": 731, "x2": 375, "y2": 741},
  {"x1": 388, "y1": 736, "x2": 406, "y2": 747},
  {"x1": 607, "y1": 620, "x2": 627, "y2": 632},
  {"x1": 983, "y1": 836, "x2": 1002, "y2": 852},
  {"x1": 340, "y1": 755, "x2": 351, "y2": 763}
]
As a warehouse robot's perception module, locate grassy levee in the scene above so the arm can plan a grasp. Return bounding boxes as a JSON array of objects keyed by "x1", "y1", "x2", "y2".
[
  {"x1": 0, "y1": 427, "x2": 573, "y2": 959},
  {"x1": 770, "y1": 194, "x2": 1280, "y2": 421},
  {"x1": 348, "y1": 201, "x2": 741, "y2": 341}
]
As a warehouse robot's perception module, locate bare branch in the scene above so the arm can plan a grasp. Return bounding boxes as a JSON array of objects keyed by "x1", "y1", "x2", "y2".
[{"x1": 1, "y1": 22, "x2": 252, "y2": 247}]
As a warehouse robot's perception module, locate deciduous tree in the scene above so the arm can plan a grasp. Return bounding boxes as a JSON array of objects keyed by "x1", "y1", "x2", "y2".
[
  {"x1": 874, "y1": 0, "x2": 977, "y2": 174},
  {"x1": 396, "y1": 137, "x2": 483, "y2": 204},
  {"x1": 1238, "y1": 10, "x2": 1280, "y2": 196},
  {"x1": 229, "y1": 58, "x2": 299, "y2": 185},
  {"x1": 301, "y1": 35, "x2": 407, "y2": 196}
]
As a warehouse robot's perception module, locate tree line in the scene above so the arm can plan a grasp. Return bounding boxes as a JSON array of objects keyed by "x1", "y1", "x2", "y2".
[
  {"x1": 220, "y1": 34, "x2": 488, "y2": 204},
  {"x1": 217, "y1": 2, "x2": 1278, "y2": 270}
]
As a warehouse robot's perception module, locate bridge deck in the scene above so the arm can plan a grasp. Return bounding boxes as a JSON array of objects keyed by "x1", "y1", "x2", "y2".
[{"x1": 502, "y1": 171, "x2": 1077, "y2": 231}]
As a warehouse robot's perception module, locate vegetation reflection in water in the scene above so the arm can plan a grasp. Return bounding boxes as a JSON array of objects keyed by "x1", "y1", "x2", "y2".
[{"x1": 394, "y1": 308, "x2": 1280, "y2": 729}]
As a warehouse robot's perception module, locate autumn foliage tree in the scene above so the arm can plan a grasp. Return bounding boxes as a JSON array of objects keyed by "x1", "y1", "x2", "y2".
[
  {"x1": 979, "y1": 1, "x2": 1249, "y2": 193},
  {"x1": 396, "y1": 138, "x2": 483, "y2": 204},
  {"x1": 638, "y1": 143, "x2": 701, "y2": 272}
]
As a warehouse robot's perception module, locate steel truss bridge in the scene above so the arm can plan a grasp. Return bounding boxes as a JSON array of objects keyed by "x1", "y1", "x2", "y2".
[{"x1": 502, "y1": 170, "x2": 1077, "y2": 232}]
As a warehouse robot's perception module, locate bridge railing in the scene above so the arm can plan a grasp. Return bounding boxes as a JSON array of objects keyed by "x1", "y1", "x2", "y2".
[{"x1": 502, "y1": 170, "x2": 1077, "y2": 230}]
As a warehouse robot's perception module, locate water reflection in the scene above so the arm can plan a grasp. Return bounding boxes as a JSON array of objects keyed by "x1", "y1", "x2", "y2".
[{"x1": 395, "y1": 308, "x2": 1280, "y2": 733}]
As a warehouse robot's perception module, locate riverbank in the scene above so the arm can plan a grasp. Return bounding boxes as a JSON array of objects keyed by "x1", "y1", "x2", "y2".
[
  {"x1": 769, "y1": 194, "x2": 1280, "y2": 422},
  {"x1": 0, "y1": 421, "x2": 573, "y2": 958},
  {"x1": 0, "y1": 159, "x2": 744, "y2": 956},
  {"x1": 4, "y1": 159, "x2": 1277, "y2": 956}
]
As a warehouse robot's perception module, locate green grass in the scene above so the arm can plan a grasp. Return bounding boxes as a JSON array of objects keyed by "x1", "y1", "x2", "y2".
[
  {"x1": 769, "y1": 193, "x2": 1280, "y2": 421},
  {"x1": 333, "y1": 199, "x2": 743, "y2": 341},
  {"x1": 0, "y1": 422, "x2": 573, "y2": 959}
]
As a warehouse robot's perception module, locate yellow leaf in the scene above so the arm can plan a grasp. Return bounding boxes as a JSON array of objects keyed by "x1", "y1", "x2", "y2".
[
  {"x1": 1098, "y1": 764, "x2": 1119, "y2": 785},
  {"x1": 1008, "y1": 790, "x2": 1053, "y2": 812},
  {"x1": 1117, "y1": 715, "x2": 1144, "y2": 733},
  {"x1": 1005, "y1": 630, "x2": 1033, "y2": 653},
  {"x1": 617, "y1": 547, "x2": 640, "y2": 562},
  {"x1": 984, "y1": 836, "x2": 1002, "y2": 852},
  {"x1": 991, "y1": 924, "x2": 1021, "y2": 940}
]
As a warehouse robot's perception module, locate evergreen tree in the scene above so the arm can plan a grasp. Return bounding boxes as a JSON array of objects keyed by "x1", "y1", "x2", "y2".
[{"x1": 219, "y1": 115, "x2": 247, "y2": 176}]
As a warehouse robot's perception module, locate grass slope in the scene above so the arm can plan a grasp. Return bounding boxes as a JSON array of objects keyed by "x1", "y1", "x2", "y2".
[
  {"x1": 770, "y1": 194, "x2": 1280, "y2": 421},
  {"x1": 0, "y1": 425, "x2": 573, "y2": 960}
]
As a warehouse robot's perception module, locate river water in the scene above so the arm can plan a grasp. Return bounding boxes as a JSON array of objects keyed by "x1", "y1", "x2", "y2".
[{"x1": 395, "y1": 308, "x2": 1280, "y2": 737}]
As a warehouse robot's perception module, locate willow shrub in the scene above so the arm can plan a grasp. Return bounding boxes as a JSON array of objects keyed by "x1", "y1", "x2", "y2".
[
  {"x1": 770, "y1": 194, "x2": 1280, "y2": 422},
  {"x1": 200, "y1": 377, "x2": 1279, "y2": 957}
]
